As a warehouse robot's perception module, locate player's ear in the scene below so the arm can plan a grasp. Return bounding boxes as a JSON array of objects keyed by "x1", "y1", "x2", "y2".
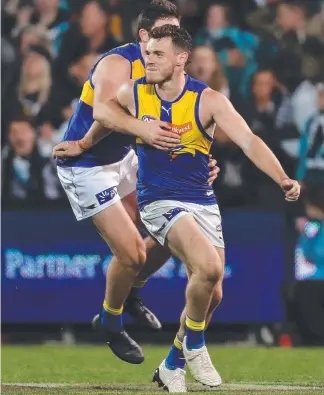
[
  {"x1": 138, "y1": 29, "x2": 149, "y2": 43},
  {"x1": 177, "y1": 52, "x2": 189, "y2": 67}
]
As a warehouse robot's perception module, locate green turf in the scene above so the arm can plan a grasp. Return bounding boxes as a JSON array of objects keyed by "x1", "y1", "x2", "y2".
[{"x1": 2, "y1": 345, "x2": 324, "y2": 394}]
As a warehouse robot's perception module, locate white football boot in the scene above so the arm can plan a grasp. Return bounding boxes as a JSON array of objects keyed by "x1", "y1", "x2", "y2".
[
  {"x1": 183, "y1": 336, "x2": 222, "y2": 387},
  {"x1": 153, "y1": 359, "x2": 187, "y2": 392}
]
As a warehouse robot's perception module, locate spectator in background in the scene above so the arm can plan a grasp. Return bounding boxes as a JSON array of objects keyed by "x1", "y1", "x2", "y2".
[
  {"x1": 80, "y1": 0, "x2": 119, "y2": 53},
  {"x1": 2, "y1": 117, "x2": 61, "y2": 202},
  {"x1": 5, "y1": 46, "x2": 53, "y2": 132},
  {"x1": 188, "y1": 45, "x2": 234, "y2": 144},
  {"x1": 188, "y1": 45, "x2": 230, "y2": 97},
  {"x1": 30, "y1": 0, "x2": 69, "y2": 56},
  {"x1": 294, "y1": 184, "x2": 324, "y2": 345},
  {"x1": 276, "y1": 0, "x2": 324, "y2": 43},
  {"x1": 246, "y1": 0, "x2": 282, "y2": 37},
  {"x1": 107, "y1": 0, "x2": 123, "y2": 41},
  {"x1": 297, "y1": 83, "x2": 324, "y2": 184},
  {"x1": 55, "y1": 0, "x2": 119, "y2": 77},
  {"x1": 3, "y1": 0, "x2": 35, "y2": 38},
  {"x1": 194, "y1": 2, "x2": 259, "y2": 100},
  {"x1": 275, "y1": 1, "x2": 324, "y2": 82},
  {"x1": 273, "y1": 52, "x2": 318, "y2": 147},
  {"x1": 247, "y1": 0, "x2": 324, "y2": 41},
  {"x1": 18, "y1": 24, "x2": 51, "y2": 55},
  {"x1": 174, "y1": 0, "x2": 202, "y2": 37},
  {"x1": 244, "y1": 69, "x2": 296, "y2": 207}
]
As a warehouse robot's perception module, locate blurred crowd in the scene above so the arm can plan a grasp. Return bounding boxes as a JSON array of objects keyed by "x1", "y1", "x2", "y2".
[{"x1": 1, "y1": 0, "x2": 324, "y2": 220}]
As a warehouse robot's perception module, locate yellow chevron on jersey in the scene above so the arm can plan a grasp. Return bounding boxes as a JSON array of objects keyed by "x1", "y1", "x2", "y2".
[{"x1": 134, "y1": 76, "x2": 213, "y2": 158}]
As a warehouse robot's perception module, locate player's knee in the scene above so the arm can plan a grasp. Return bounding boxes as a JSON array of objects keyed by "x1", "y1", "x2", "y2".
[
  {"x1": 199, "y1": 259, "x2": 222, "y2": 286},
  {"x1": 116, "y1": 237, "x2": 146, "y2": 273}
]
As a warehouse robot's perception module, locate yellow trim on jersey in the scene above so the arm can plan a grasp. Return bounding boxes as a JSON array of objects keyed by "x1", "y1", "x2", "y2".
[{"x1": 80, "y1": 80, "x2": 94, "y2": 107}]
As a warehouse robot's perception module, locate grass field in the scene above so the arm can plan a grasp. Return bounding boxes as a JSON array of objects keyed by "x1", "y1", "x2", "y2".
[{"x1": 2, "y1": 345, "x2": 324, "y2": 394}]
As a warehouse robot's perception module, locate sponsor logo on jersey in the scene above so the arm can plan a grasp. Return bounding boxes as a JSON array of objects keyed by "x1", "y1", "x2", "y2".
[{"x1": 170, "y1": 122, "x2": 192, "y2": 135}]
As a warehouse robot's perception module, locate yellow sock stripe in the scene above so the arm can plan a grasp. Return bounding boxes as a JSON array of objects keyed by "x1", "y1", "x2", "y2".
[
  {"x1": 132, "y1": 280, "x2": 148, "y2": 289},
  {"x1": 103, "y1": 300, "x2": 123, "y2": 315},
  {"x1": 186, "y1": 316, "x2": 205, "y2": 331},
  {"x1": 174, "y1": 336, "x2": 183, "y2": 350}
]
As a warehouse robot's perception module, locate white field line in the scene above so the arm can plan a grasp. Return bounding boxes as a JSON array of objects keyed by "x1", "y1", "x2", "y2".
[{"x1": 2, "y1": 382, "x2": 324, "y2": 392}]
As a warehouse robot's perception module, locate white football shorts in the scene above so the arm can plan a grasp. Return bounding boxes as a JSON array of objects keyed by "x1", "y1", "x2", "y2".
[
  {"x1": 140, "y1": 200, "x2": 224, "y2": 248},
  {"x1": 57, "y1": 149, "x2": 138, "y2": 221}
]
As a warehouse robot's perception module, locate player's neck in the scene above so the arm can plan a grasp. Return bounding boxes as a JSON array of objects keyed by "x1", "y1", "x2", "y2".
[{"x1": 155, "y1": 72, "x2": 186, "y2": 103}]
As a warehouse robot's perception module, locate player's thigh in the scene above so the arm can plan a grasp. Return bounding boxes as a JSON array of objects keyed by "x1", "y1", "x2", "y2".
[
  {"x1": 167, "y1": 215, "x2": 222, "y2": 281},
  {"x1": 92, "y1": 201, "x2": 146, "y2": 267},
  {"x1": 57, "y1": 163, "x2": 120, "y2": 221},
  {"x1": 121, "y1": 190, "x2": 140, "y2": 224}
]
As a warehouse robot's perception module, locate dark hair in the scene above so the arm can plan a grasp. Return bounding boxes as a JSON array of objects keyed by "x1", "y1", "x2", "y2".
[
  {"x1": 8, "y1": 112, "x2": 33, "y2": 128},
  {"x1": 207, "y1": 2, "x2": 233, "y2": 25},
  {"x1": 136, "y1": 0, "x2": 180, "y2": 42},
  {"x1": 89, "y1": 0, "x2": 112, "y2": 16},
  {"x1": 149, "y1": 24, "x2": 192, "y2": 54}
]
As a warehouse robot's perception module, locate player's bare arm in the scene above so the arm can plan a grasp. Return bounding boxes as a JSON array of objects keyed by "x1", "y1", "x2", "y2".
[
  {"x1": 53, "y1": 54, "x2": 131, "y2": 157},
  {"x1": 201, "y1": 89, "x2": 300, "y2": 201},
  {"x1": 93, "y1": 80, "x2": 181, "y2": 150}
]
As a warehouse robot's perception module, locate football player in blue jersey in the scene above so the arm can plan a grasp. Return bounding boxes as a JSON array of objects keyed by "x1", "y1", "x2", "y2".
[
  {"x1": 53, "y1": 0, "x2": 220, "y2": 365},
  {"x1": 58, "y1": 25, "x2": 301, "y2": 391}
]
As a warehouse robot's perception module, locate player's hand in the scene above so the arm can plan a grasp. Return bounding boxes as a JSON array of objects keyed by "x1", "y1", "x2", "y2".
[
  {"x1": 140, "y1": 120, "x2": 181, "y2": 150},
  {"x1": 280, "y1": 178, "x2": 301, "y2": 201},
  {"x1": 208, "y1": 155, "x2": 220, "y2": 185},
  {"x1": 52, "y1": 141, "x2": 83, "y2": 159}
]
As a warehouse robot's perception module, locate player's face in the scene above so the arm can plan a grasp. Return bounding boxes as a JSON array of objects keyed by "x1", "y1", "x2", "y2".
[{"x1": 145, "y1": 38, "x2": 179, "y2": 84}]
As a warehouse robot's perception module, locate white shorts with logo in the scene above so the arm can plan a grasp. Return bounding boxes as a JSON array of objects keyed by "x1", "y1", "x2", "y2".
[
  {"x1": 140, "y1": 200, "x2": 224, "y2": 248},
  {"x1": 57, "y1": 149, "x2": 138, "y2": 221}
]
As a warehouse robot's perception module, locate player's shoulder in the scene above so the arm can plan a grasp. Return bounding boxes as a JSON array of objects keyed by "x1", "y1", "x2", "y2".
[
  {"x1": 200, "y1": 86, "x2": 229, "y2": 105},
  {"x1": 186, "y1": 75, "x2": 208, "y2": 94},
  {"x1": 93, "y1": 42, "x2": 138, "y2": 70},
  {"x1": 108, "y1": 42, "x2": 139, "y2": 61}
]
